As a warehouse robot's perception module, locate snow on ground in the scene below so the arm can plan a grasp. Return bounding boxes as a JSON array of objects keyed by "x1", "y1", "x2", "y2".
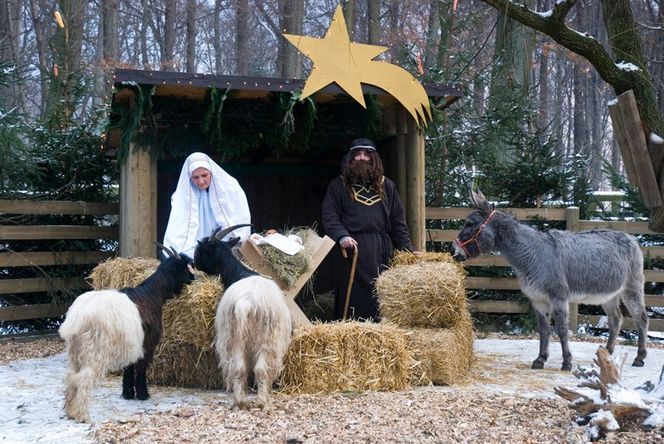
[{"x1": 2, "y1": 338, "x2": 663, "y2": 444}]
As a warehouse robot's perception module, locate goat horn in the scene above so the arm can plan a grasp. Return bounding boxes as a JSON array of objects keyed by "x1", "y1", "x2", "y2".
[
  {"x1": 213, "y1": 223, "x2": 252, "y2": 241},
  {"x1": 154, "y1": 241, "x2": 178, "y2": 258}
]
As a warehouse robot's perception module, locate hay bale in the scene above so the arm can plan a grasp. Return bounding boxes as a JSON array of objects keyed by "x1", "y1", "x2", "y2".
[
  {"x1": 376, "y1": 260, "x2": 467, "y2": 329},
  {"x1": 148, "y1": 339, "x2": 224, "y2": 389},
  {"x1": 161, "y1": 273, "x2": 224, "y2": 349},
  {"x1": 279, "y1": 321, "x2": 419, "y2": 394},
  {"x1": 404, "y1": 314, "x2": 475, "y2": 386},
  {"x1": 88, "y1": 257, "x2": 160, "y2": 289},
  {"x1": 390, "y1": 251, "x2": 457, "y2": 267}
]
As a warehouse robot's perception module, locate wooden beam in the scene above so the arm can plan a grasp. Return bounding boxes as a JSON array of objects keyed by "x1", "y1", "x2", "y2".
[
  {"x1": 468, "y1": 300, "x2": 530, "y2": 314},
  {"x1": 617, "y1": 90, "x2": 662, "y2": 208},
  {"x1": 425, "y1": 207, "x2": 567, "y2": 220},
  {"x1": 0, "y1": 200, "x2": 118, "y2": 215},
  {"x1": 578, "y1": 220, "x2": 656, "y2": 234},
  {"x1": 0, "y1": 304, "x2": 68, "y2": 322},
  {"x1": 0, "y1": 225, "x2": 118, "y2": 240},
  {"x1": 608, "y1": 103, "x2": 639, "y2": 185},
  {"x1": 0, "y1": 277, "x2": 89, "y2": 294},
  {"x1": 0, "y1": 251, "x2": 115, "y2": 267}
]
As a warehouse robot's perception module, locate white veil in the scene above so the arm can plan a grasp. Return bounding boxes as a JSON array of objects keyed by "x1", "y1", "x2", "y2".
[{"x1": 162, "y1": 152, "x2": 251, "y2": 257}]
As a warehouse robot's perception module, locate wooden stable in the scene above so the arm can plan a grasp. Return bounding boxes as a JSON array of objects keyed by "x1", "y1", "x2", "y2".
[{"x1": 109, "y1": 69, "x2": 461, "y2": 262}]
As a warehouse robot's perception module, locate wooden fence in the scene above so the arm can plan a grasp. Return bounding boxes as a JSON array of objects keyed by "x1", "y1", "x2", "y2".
[
  {"x1": 0, "y1": 200, "x2": 118, "y2": 325},
  {"x1": 2, "y1": 200, "x2": 663, "y2": 334},
  {"x1": 426, "y1": 206, "x2": 664, "y2": 332}
]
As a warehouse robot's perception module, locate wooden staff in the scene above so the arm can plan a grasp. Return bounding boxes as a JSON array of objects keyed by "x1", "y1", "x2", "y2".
[{"x1": 341, "y1": 245, "x2": 359, "y2": 320}]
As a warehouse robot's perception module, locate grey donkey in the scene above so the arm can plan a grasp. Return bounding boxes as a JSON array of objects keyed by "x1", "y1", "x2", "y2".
[{"x1": 452, "y1": 189, "x2": 649, "y2": 371}]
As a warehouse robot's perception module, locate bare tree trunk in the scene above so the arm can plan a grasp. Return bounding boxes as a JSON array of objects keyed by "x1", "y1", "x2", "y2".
[
  {"x1": 60, "y1": 0, "x2": 85, "y2": 74},
  {"x1": 99, "y1": 0, "x2": 119, "y2": 104},
  {"x1": 423, "y1": 0, "x2": 439, "y2": 71},
  {"x1": 186, "y1": 0, "x2": 196, "y2": 73},
  {"x1": 0, "y1": 0, "x2": 21, "y2": 110},
  {"x1": 367, "y1": 0, "x2": 380, "y2": 45},
  {"x1": 235, "y1": 0, "x2": 249, "y2": 76},
  {"x1": 386, "y1": 0, "x2": 400, "y2": 61},
  {"x1": 29, "y1": 0, "x2": 50, "y2": 114},
  {"x1": 342, "y1": 0, "x2": 357, "y2": 39},
  {"x1": 214, "y1": 0, "x2": 224, "y2": 74},
  {"x1": 488, "y1": 1, "x2": 535, "y2": 161},
  {"x1": 162, "y1": 0, "x2": 177, "y2": 70},
  {"x1": 140, "y1": 0, "x2": 151, "y2": 67},
  {"x1": 278, "y1": 0, "x2": 304, "y2": 78}
]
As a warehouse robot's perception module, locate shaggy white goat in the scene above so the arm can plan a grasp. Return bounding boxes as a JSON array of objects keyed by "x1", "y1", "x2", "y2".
[
  {"x1": 59, "y1": 246, "x2": 194, "y2": 422},
  {"x1": 194, "y1": 224, "x2": 292, "y2": 410}
]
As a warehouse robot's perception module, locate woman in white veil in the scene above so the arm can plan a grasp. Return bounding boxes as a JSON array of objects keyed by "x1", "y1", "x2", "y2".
[{"x1": 162, "y1": 152, "x2": 251, "y2": 257}]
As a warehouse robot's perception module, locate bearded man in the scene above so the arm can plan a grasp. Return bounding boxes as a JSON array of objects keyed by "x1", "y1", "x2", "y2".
[{"x1": 322, "y1": 138, "x2": 415, "y2": 320}]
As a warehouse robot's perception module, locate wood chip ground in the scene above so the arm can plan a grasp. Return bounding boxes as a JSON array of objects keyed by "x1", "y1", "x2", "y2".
[{"x1": 2, "y1": 335, "x2": 662, "y2": 443}]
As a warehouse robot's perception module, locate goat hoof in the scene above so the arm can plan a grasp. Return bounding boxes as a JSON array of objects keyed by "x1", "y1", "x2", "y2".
[
  {"x1": 561, "y1": 363, "x2": 572, "y2": 371},
  {"x1": 632, "y1": 359, "x2": 645, "y2": 367},
  {"x1": 531, "y1": 360, "x2": 544, "y2": 370},
  {"x1": 122, "y1": 390, "x2": 135, "y2": 400},
  {"x1": 136, "y1": 392, "x2": 150, "y2": 401}
]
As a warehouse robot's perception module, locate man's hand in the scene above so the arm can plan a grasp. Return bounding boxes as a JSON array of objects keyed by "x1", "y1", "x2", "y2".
[{"x1": 339, "y1": 236, "x2": 358, "y2": 249}]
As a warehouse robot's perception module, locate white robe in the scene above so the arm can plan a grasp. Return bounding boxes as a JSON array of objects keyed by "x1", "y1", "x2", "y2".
[{"x1": 162, "y1": 152, "x2": 251, "y2": 258}]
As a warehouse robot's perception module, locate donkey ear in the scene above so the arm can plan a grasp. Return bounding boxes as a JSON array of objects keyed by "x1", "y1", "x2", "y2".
[{"x1": 470, "y1": 189, "x2": 493, "y2": 217}]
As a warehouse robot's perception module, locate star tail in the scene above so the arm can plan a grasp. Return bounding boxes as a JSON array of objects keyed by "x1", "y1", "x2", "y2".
[{"x1": 359, "y1": 61, "x2": 432, "y2": 127}]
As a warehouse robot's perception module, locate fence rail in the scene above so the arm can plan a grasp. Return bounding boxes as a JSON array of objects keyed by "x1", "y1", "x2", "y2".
[
  {"x1": 0, "y1": 200, "x2": 119, "y2": 326},
  {"x1": 426, "y1": 206, "x2": 664, "y2": 332}
]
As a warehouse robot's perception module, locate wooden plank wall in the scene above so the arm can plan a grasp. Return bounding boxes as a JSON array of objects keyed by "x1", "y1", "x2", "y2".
[
  {"x1": 0, "y1": 200, "x2": 118, "y2": 324},
  {"x1": 426, "y1": 206, "x2": 664, "y2": 332}
]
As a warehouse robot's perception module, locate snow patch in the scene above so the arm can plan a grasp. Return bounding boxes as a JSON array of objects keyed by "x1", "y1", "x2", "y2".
[{"x1": 616, "y1": 61, "x2": 640, "y2": 72}]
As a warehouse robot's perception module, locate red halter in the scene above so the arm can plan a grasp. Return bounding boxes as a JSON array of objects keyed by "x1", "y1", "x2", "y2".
[{"x1": 454, "y1": 210, "x2": 496, "y2": 258}]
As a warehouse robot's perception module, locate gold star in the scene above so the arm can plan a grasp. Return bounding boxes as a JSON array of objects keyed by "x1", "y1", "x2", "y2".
[
  {"x1": 284, "y1": 6, "x2": 386, "y2": 108},
  {"x1": 284, "y1": 5, "x2": 432, "y2": 126}
]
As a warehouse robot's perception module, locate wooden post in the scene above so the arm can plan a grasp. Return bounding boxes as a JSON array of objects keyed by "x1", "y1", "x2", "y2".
[
  {"x1": 382, "y1": 107, "x2": 398, "y2": 181},
  {"x1": 395, "y1": 108, "x2": 408, "y2": 206},
  {"x1": 616, "y1": 90, "x2": 662, "y2": 208},
  {"x1": 608, "y1": 103, "x2": 639, "y2": 186},
  {"x1": 405, "y1": 116, "x2": 425, "y2": 251},
  {"x1": 566, "y1": 206, "x2": 580, "y2": 333},
  {"x1": 119, "y1": 144, "x2": 158, "y2": 258}
]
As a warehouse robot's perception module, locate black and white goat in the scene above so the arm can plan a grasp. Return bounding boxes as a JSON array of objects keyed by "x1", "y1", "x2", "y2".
[
  {"x1": 59, "y1": 245, "x2": 195, "y2": 422},
  {"x1": 194, "y1": 224, "x2": 292, "y2": 410}
]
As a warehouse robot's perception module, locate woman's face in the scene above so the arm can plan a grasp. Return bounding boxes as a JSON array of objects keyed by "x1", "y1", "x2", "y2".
[{"x1": 191, "y1": 167, "x2": 211, "y2": 190}]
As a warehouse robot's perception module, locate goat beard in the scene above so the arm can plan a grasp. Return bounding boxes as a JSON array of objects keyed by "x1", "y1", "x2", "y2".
[{"x1": 343, "y1": 159, "x2": 381, "y2": 187}]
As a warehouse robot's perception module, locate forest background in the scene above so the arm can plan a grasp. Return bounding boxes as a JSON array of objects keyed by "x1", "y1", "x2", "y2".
[{"x1": 1, "y1": 0, "x2": 663, "y2": 210}]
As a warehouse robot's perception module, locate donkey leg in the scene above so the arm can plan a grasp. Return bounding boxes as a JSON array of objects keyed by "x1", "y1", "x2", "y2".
[
  {"x1": 551, "y1": 301, "x2": 573, "y2": 371},
  {"x1": 621, "y1": 290, "x2": 649, "y2": 367},
  {"x1": 531, "y1": 302, "x2": 551, "y2": 369},
  {"x1": 601, "y1": 298, "x2": 623, "y2": 355}
]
